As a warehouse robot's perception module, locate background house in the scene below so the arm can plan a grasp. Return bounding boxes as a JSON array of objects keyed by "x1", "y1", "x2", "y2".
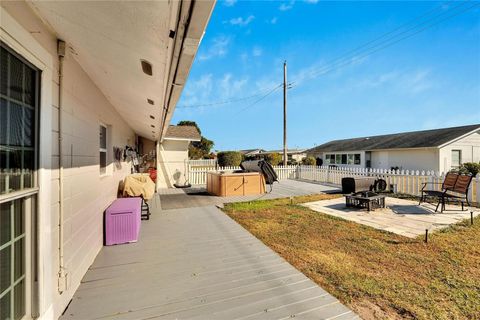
[
  {"x1": 157, "y1": 125, "x2": 201, "y2": 188},
  {"x1": 307, "y1": 124, "x2": 480, "y2": 172},
  {"x1": 239, "y1": 148, "x2": 266, "y2": 158},
  {"x1": 237, "y1": 148, "x2": 307, "y2": 163},
  {"x1": 265, "y1": 148, "x2": 308, "y2": 163},
  {"x1": 0, "y1": 1, "x2": 214, "y2": 320}
]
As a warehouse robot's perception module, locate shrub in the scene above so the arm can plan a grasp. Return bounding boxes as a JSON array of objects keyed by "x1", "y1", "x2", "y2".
[
  {"x1": 217, "y1": 151, "x2": 242, "y2": 167},
  {"x1": 457, "y1": 162, "x2": 480, "y2": 176},
  {"x1": 264, "y1": 153, "x2": 282, "y2": 166},
  {"x1": 302, "y1": 156, "x2": 316, "y2": 166}
]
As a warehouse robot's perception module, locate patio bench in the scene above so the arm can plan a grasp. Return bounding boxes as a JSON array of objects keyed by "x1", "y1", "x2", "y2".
[{"x1": 420, "y1": 172, "x2": 472, "y2": 212}]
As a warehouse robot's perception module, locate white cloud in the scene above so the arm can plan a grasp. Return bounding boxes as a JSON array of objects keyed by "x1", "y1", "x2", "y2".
[
  {"x1": 406, "y1": 70, "x2": 432, "y2": 93},
  {"x1": 197, "y1": 36, "x2": 230, "y2": 61},
  {"x1": 223, "y1": 0, "x2": 237, "y2": 7},
  {"x1": 252, "y1": 46, "x2": 263, "y2": 57},
  {"x1": 268, "y1": 17, "x2": 278, "y2": 24},
  {"x1": 228, "y1": 15, "x2": 255, "y2": 26},
  {"x1": 279, "y1": 1, "x2": 295, "y2": 11},
  {"x1": 220, "y1": 74, "x2": 248, "y2": 98},
  {"x1": 179, "y1": 73, "x2": 250, "y2": 109},
  {"x1": 279, "y1": 0, "x2": 318, "y2": 11},
  {"x1": 353, "y1": 69, "x2": 433, "y2": 94},
  {"x1": 181, "y1": 74, "x2": 213, "y2": 106}
]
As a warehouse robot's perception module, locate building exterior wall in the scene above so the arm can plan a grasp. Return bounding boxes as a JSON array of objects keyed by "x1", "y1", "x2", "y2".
[
  {"x1": 370, "y1": 148, "x2": 439, "y2": 171},
  {"x1": 439, "y1": 131, "x2": 480, "y2": 172},
  {"x1": 1, "y1": 3, "x2": 135, "y2": 319},
  {"x1": 291, "y1": 153, "x2": 307, "y2": 162},
  {"x1": 157, "y1": 139, "x2": 190, "y2": 189}
]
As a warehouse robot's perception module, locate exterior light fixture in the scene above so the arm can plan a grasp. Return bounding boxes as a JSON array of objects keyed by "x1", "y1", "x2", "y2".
[{"x1": 141, "y1": 60, "x2": 153, "y2": 76}]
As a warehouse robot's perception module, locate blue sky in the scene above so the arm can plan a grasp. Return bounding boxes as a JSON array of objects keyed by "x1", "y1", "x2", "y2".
[{"x1": 172, "y1": 0, "x2": 480, "y2": 151}]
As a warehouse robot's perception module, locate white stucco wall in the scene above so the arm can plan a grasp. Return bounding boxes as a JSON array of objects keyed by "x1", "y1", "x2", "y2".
[
  {"x1": 1, "y1": 3, "x2": 135, "y2": 319},
  {"x1": 370, "y1": 148, "x2": 439, "y2": 171},
  {"x1": 157, "y1": 139, "x2": 190, "y2": 189},
  {"x1": 439, "y1": 131, "x2": 480, "y2": 172}
]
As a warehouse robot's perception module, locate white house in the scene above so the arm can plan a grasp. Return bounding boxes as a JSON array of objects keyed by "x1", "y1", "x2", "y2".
[
  {"x1": 0, "y1": 1, "x2": 214, "y2": 320},
  {"x1": 239, "y1": 148, "x2": 307, "y2": 162},
  {"x1": 266, "y1": 149, "x2": 308, "y2": 162},
  {"x1": 157, "y1": 125, "x2": 201, "y2": 188},
  {"x1": 307, "y1": 124, "x2": 480, "y2": 172}
]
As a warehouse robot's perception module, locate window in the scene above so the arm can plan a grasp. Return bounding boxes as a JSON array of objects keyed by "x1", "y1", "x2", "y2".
[
  {"x1": 341, "y1": 154, "x2": 347, "y2": 164},
  {"x1": 347, "y1": 154, "x2": 354, "y2": 165},
  {"x1": 451, "y1": 150, "x2": 461, "y2": 169},
  {"x1": 335, "y1": 154, "x2": 341, "y2": 164},
  {"x1": 325, "y1": 154, "x2": 332, "y2": 164},
  {"x1": 1, "y1": 41, "x2": 39, "y2": 320},
  {"x1": 1, "y1": 43, "x2": 39, "y2": 195},
  {"x1": 99, "y1": 125, "x2": 107, "y2": 174},
  {"x1": 328, "y1": 154, "x2": 335, "y2": 164},
  {"x1": 354, "y1": 154, "x2": 361, "y2": 165}
]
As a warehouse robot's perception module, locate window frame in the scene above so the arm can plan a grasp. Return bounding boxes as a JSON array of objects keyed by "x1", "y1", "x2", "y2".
[
  {"x1": 451, "y1": 150, "x2": 462, "y2": 169},
  {"x1": 99, "y1": 124, "x2": 107, "y2": 176},
  {"x1": 354, "y1": 154, "x2": 361, "y2": 165}
]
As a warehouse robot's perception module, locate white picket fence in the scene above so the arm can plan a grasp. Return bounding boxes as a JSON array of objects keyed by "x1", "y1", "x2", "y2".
[
  {"x1": 188, "y1": 159, "x2": 217, "y2": 167},
  {"x1": 188, "y1": 165, "x2": 297, "y2": 185},
  {"x1": 297, "y1": 166, "x2": 480, "y2": 204},
  {"x1": 187, "y1": 164, "x2": 480, "y2": 204}
]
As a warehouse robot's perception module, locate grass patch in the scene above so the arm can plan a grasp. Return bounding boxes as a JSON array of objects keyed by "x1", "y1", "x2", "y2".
[{"x1": 223, "y1": 195, "x2": 480, "y2": 320}]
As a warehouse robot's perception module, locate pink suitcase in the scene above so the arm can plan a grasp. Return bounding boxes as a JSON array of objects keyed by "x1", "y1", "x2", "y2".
[{"x1": 105, "y1": 197, "x2": 141, "y2": 245}]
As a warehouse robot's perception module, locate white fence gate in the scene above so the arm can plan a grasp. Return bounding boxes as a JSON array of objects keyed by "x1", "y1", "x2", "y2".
[{"x1": 187, "y1": 164, "x2": 480, "y2": 204}]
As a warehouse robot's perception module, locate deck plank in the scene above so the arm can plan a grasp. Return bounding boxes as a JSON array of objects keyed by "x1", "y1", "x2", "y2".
[{"x1": 61, "y1": 190, "x2": 354, "y2": 320}]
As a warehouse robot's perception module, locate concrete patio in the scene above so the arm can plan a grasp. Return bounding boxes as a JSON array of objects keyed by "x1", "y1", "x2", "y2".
[
  {"x1": 60, "y1": 180, "x2": 358, "y2": 320},
  {"x1": 303, "y1": 197, "x2": 479, "y2": 238}
]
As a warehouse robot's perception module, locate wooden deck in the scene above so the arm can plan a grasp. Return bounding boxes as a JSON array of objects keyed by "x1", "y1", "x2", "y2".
[
  {"x1": 158, "y1": 179, "x2": 339, "y2": 210},
  {"x1": 61, "y1": 199, "x2": 357, "y2": 319}
]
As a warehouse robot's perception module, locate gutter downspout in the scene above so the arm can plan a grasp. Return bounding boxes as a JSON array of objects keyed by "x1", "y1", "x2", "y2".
[{"x1": 57, "y1": 40, "x2": 68, "y2": 293}]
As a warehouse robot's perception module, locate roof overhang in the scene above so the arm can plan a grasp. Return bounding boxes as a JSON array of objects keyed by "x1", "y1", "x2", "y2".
[
  {"x1": 28, "y1": 0, "x2": 215, "y2": 141},
  {"x1": 318, "y1": 147, "x2": 438, "y2": 153},
  {"x1": 437, "y1": 127, "x2": 480, "y2": 148},
  {"x1": 164, "y1": 136, "x2": 201, "y2": 142}
]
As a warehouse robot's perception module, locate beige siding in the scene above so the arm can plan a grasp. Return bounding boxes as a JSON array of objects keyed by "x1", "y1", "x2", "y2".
[
  {"x1": 157, "y1": 139, "x2": 190, "y2": 188},
  {"x1": 2, "y1": 2, "x2": 135, "y2": 319},
  {"x1": 439, "y1": 131, "x2": 480, "y2": 172}
]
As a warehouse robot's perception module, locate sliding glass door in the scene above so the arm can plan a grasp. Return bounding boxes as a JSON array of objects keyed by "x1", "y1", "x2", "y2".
[{"x1": 1, "y1": 41, "x2": 39, "y2": 320}]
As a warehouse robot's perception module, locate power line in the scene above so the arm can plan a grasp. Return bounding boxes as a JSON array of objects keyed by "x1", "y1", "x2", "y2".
[
  {"x1": 235, "y1": 84, "x2": 283, "y2": 114},
  {"x1": 176, "y1": 1, "x2": 478, "y2": 111},
  {"x1": 291, "y1": 0, "x2": 477, "y2": 84},
  {"x1": 290, "y1": 0, "x2": 467, "y2": 85},
  {"x1": 176, "y1": 83, "x2": 282, "y2": 109}
]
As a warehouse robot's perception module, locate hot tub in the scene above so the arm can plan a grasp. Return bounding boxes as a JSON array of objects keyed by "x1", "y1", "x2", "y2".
[{"x1": 206, "y1": 171, "x2": 266, "y2": 197}]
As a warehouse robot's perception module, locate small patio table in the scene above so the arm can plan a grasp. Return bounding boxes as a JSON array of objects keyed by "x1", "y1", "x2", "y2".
[{"x1": 345, "y1": 191, "x2": 386, "y2": 211}]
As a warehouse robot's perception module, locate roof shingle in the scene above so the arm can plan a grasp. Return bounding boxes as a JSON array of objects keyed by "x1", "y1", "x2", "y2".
[
  {"x1": 308, "y1": 124, "x2": 480, "y2": 153},
  {"x1": 165, "y1": 125, "x2": 201, "y2": 141}
]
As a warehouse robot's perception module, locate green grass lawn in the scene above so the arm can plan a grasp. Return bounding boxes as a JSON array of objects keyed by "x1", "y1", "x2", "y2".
[{"x1": 223, "y1": 194, "x2": 480, "y2": 320}]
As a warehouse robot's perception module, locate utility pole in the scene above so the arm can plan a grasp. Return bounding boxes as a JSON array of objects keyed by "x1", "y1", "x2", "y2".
[{"x1": 283, "y1": 61, "x2": 288, "y2": 166}]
